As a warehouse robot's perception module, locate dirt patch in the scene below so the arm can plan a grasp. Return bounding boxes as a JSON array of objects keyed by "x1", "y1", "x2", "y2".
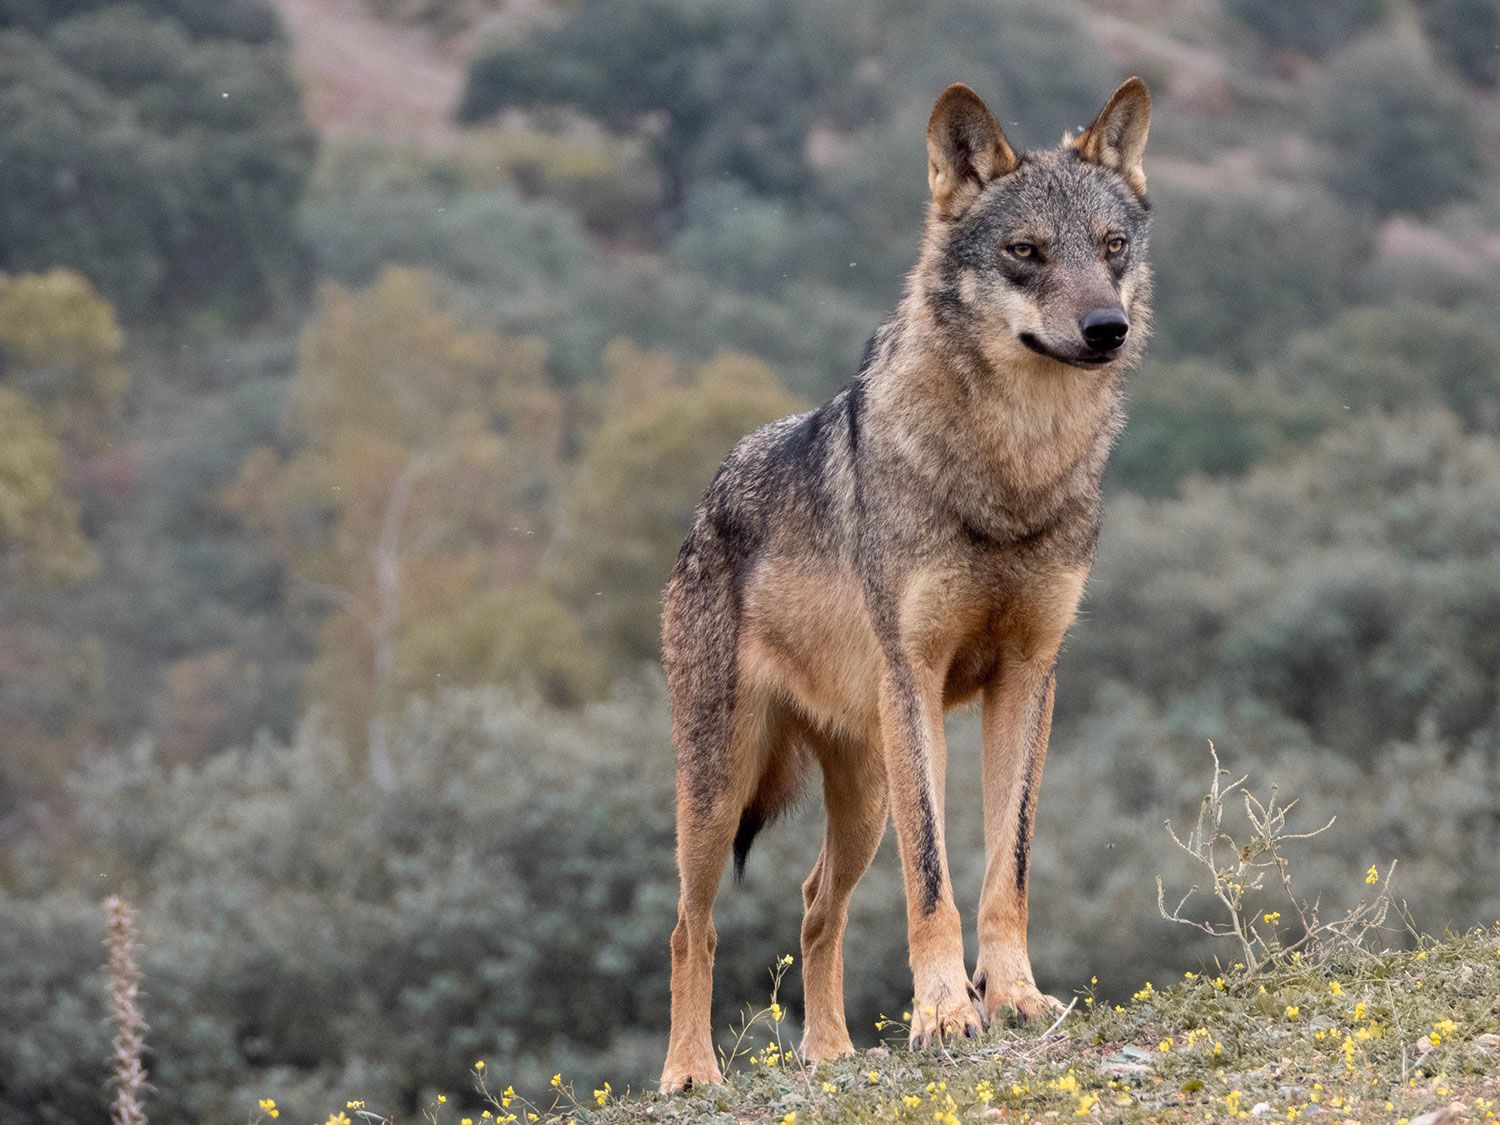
[{"x1": 271, "y1": 0, "x2": 466, "y2": 142}]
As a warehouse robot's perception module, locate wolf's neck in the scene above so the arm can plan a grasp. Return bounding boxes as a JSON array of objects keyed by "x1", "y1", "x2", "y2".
[{"x1": 863, "y1": 297, "x2": 1123, "y2": 528}]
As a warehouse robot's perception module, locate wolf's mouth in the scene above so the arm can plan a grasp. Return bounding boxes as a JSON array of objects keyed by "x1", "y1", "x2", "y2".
[{"x1": 1018, "y1": 332, "x2": 1115, "y2": 368}]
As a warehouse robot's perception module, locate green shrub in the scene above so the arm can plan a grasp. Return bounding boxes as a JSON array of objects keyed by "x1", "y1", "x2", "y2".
[
  {"x1": 1421, "y1": 0, "x2": 1500, "y2": 87},
  {"x1": 1226, "y1": 0, "x2": 1387, "y2": 58},
  {"x1": 1315, "y1": 39, "x2": 1482, "y2": 218},
  {"x1": 0, "y1": 5, "x2": 312, "y2": 319},
  {"x1": 1148, "y1": 180, "x2": 1368, "y2": 367}
]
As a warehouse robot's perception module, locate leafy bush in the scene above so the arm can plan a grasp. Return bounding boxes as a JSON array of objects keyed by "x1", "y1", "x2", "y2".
[
  {"x1": 0, "y1": 4, "x2": 313, "y2": 319},
  {"x1": 1421, "y1": 0, "x2": 1500, "y2": 87},
  {"x1": 1315, "y1": 39, "x2": 1482, "y2": 218},
  {"x1": 1148, "y1": 180, "x2": 1368, "y2": 367},
  {"x1": 459, "y1": 0, "x2": 884, "y2": 205},
  {"x1": 1272, "y1": 302, "x2": 1500, "y2": 429},
  {"x1": 1113, "y1": 361, "x2": 1325, "y2": 496},
  {"x1": 1077, "y1": 412, "x2": 1500, "y2": 757},
  {"x1": 1225, "y1": 0, "x2": 1387, "y2": 58}
]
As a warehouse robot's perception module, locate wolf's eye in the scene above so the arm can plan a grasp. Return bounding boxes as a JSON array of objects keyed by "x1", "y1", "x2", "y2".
[
  {"x1": 1106, "y1": 236, "x2": 1129, "y2": 256},
  {"x1": 1007, "y1": 242, "x2": 1037, "y2": 259}
]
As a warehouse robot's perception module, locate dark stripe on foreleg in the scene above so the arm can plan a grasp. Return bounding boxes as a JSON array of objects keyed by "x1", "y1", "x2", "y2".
[{"x1": 1012, "y1": 668, "x2": 1055, "y2": 894}]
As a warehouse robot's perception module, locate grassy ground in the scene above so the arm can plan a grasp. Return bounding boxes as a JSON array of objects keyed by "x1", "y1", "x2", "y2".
[{"x1": 477, "y1": 927, "x2": 1500, "y2": 1125}]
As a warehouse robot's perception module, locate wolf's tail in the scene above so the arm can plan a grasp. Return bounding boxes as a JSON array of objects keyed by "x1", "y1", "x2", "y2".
[{"x1": 731, "y1": 742, "x2": 809, "y2": 881}]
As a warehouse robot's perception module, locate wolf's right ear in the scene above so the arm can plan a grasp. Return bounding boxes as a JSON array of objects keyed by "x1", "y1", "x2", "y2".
[
  {"x1": 1075, "y1": 77, "x2": 1151, "y2": 197},
  {"x1": 926, "y1": 84, "x2": 1018, "y2": 219}
]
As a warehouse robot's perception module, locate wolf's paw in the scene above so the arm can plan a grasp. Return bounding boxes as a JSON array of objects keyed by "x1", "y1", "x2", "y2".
[
  {"x1": 908, "y1": 980, "x2": 982, "y2": 1050},
  {"x1": 658, "y1": 1056, "x2": 724, "y2": 1094},
  {"x1": 973, "y1": 968, "x2": 1065, "y2": 1027}
]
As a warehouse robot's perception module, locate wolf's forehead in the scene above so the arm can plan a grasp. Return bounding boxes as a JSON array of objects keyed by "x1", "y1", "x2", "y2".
[{"x1": 975, "y1": 155, "x2": 1145, "y2": 240}]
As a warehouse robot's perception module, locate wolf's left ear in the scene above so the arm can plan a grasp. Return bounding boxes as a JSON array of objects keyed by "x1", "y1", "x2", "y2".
[
  {"x1": 927, "y1": 84, "x2": 1019, "y2": 219},
  {"x1": 1075, "y1": 77, "x2": 1150, "y2": 197}
]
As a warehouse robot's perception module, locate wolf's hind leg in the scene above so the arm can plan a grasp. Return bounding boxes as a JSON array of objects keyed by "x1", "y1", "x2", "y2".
[
  {"x1": 660, "y1": 776, "x2": 741, "y2": 1093},
  {"x1": 659, "y1": 645, "x2": 770, "y2": 1095},
  {"x1": 799, "y1": 734, "x2": 887, "y2": 1063}
]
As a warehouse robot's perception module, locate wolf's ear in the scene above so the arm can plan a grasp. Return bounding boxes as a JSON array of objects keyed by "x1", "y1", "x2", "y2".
[
  {"x1": 1075, "y1": 77, "x2": 1150, "y2": 197},
  {"x1": 926, "y1": 84, "x2": 1018, "y2": 219}
]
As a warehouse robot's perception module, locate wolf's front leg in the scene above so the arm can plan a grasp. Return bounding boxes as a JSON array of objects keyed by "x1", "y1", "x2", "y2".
[
  {"x1": 973, "y1": 657, "x2": 1065, "y2": 1025},
  {"x1": 878, "y1": 663, "x2": 981, "y2": 1049}
]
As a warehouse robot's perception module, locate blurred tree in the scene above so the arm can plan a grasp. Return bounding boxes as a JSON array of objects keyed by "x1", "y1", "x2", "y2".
[
  {"x1": 1273, "y1": 302, "x2": 1500, "y2": 428},
  {"x1": 0, "y1": 268, "x2": 125, "y2": 580},
  {"x1": 1226, "y1": 0, "x2": 1387, "y2": 58},
  {"x1": 1421, "y1": 0, "x2": 1500, "y2": 87},
  {"x1": 226, "y1": 268, "x2": 583, "y2": 780},
  {"x1": 1081, "y1": 412, "x2": 1500, "y2": 757},
  {"x1": 1111, "y1": 361, "x2": 1325, "y2": 497},
  {"x1": 0, "y1": 2, "x2": 313, "y2": 319},
  {"x1": 1315, "y1": 38, "x2": 1482, "y2": 217},
  {"x1": 556, "y1": 341, "x2": 803, "y2": 665},
  {"x1": 0, "y1": 268, "x2": 128, "y2": 447},
  {"x1": 0, "y1": 387, "x2": 95, "y2": 583},
  {"x1": 1149, "y1": 181, "x2": 1367, "y2": 368},
  {"x1": 458, "y1": 0, "x2": 885, "y2": 209}
]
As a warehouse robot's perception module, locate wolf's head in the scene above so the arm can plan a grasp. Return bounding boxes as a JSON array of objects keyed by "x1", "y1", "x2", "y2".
[{"x1": 919, "y1": 78, "x2": 1153, "y2": 373}]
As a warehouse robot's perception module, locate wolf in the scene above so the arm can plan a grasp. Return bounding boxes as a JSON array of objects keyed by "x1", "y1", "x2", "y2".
[{"x1": 658, "y1": 77, "x2": 1153, "y2": 1092}]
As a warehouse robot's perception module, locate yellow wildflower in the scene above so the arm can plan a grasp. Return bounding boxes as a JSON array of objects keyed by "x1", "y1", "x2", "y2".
[
  {"x1": 1328, "y1": 980, "x2": 1343, "y2": 996},
  {"x1": 868, "y1": 1071, "x2": 880, "y2": 1084},
  {"x1": 1263, "y1": 912, "x2": 1281, "y2": 925},
  {"x1": 1285, "y1": 1005, "x2": 1300, "y2": 1020},
  {"x1": 1365, "y1": 865, "x2": 1379, "y2": 885},
  {"x1": 326, "y1": 1115, "x2": 350, "y2": 1125}
]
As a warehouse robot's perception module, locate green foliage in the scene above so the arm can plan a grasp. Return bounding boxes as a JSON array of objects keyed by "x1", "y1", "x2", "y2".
[
  {"x1": 1225, "y1": 0, "x2": 1387, "y2": 58},
  {"x1": 1272, "y1": 302, "x2": 1500, "y2": 428},
  {"x1": 1315, "y1": 39, "x2": 1483, "y2": 218},
  {"x1": 1422, "y1": 0, "x2": 1500, "y2": 87},
  {"x1": 459, "y1": 0, "x2": 883, "y2": 205},
  {"x1": 557, "y1": 343, "x2": 805, "y2": 664},
  {"x1": 228, "y1": 267, "x2": 577, "y2": 742},
  {"x1": 0, "y1": 386, "x2": 94, "y2": 582},
  {"x1": 1148, "y1": 181, "x2": 1367, "y2": 367},
  {"x1": 1078, "y1": 413, "x2": 1500, "y2": 757},
  {"x1": 0, "y1": 3, "x2": 313, "y2": 319},
  {"x1": 1112, "y1": 361, "x2": 1323, "y2": 496},
  {"x1": 7, "y1": 0, "x2": 1500, "y2": 1117}
]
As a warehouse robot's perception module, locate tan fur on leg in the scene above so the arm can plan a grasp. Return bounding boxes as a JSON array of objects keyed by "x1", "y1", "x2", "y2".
[
  {"x1": 973, "y1": 570, "x2": 1085, "y2": 1024},
  {"x1": 799, "y1": 737, "x2": 887, "y2": 1063},
  {"x1": 878, "y1": 665, "x2": 980, "y2": 1050}
]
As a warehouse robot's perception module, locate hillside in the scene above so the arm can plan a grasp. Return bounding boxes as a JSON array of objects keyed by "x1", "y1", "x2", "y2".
[
  {"x1": 508, "y1": 929, "x2": 1500, "y2": 1124},
  {"x1": 8, "y1": 0, "x2": 1500, "y2": 1120}
]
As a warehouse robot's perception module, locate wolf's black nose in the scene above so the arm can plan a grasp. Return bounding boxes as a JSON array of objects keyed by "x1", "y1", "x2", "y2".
[{"x1": 1079, "y1": 308, "x2": 1129, "y2": 351}]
